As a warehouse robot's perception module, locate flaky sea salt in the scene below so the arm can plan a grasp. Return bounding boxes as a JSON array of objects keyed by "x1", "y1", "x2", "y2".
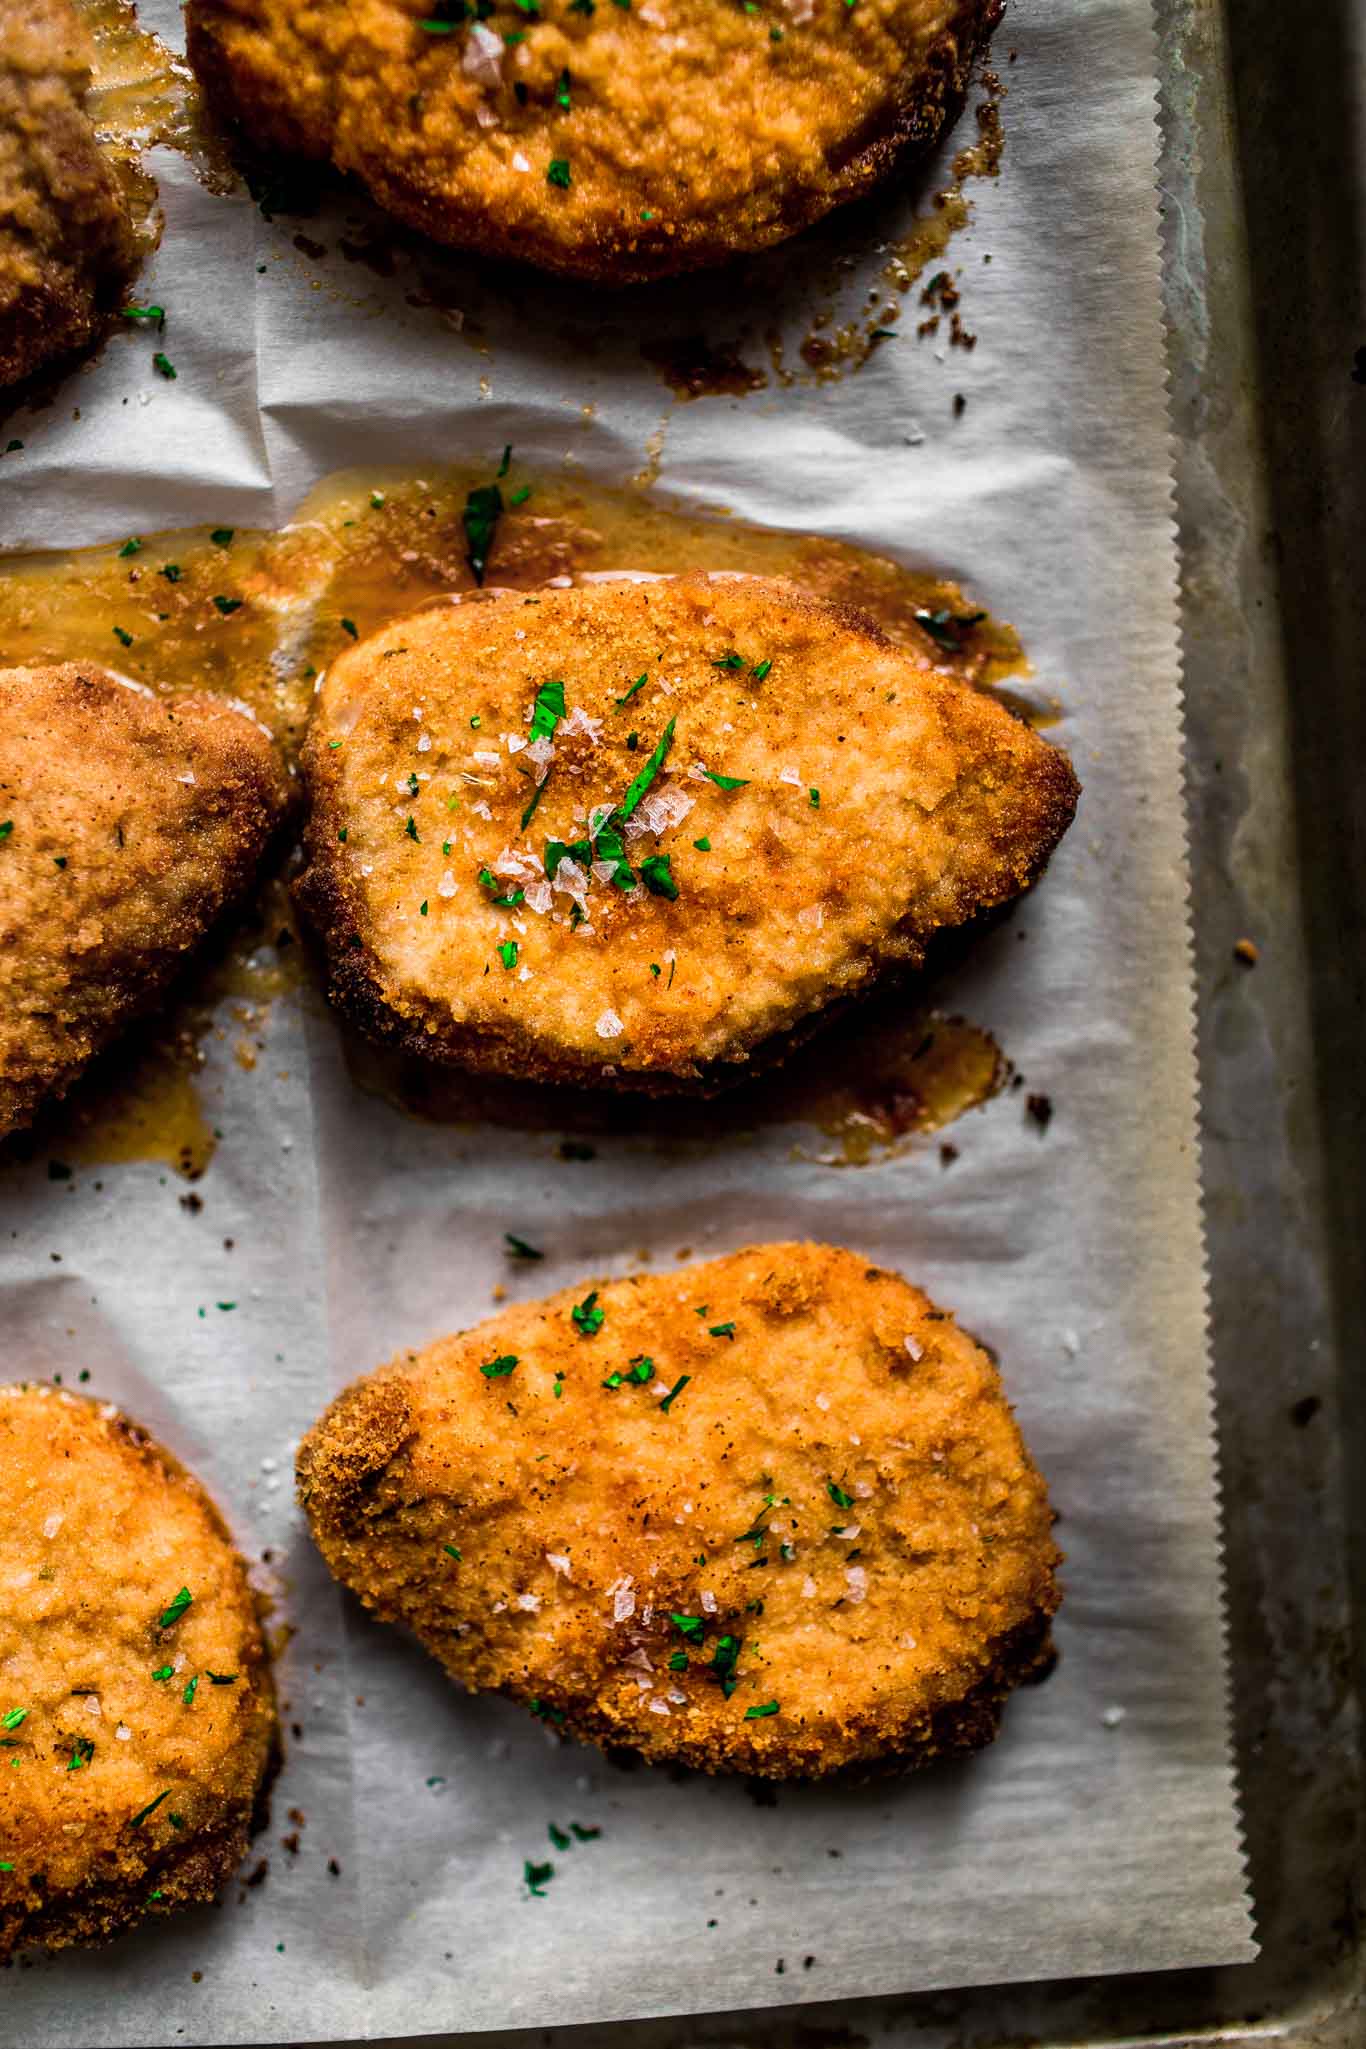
[{"x1": 596, "y1": 1009, "x2": 625, "y2": 1040}]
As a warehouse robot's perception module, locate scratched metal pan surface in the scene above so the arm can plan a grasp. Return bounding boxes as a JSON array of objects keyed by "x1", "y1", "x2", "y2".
[{"x1": 399, "y1": 1, "x2": 1366, "y2": 2044}]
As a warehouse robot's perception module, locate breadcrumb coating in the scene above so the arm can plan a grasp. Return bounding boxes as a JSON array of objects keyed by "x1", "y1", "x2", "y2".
[
  {"x1": 296, "y1": 574, "x2": 1078, "y2": 1092},
  {"x1": 0, "y1": 0, "x2": 141, "y2": 387},
  {"x1": 0, "y1": 663, "x2": 291, "y2": 1139},
  {"x1": 0, "y1": 1385, "x2": 277, "y2": 1959},
  {"x1": 186, "y1": 0, "x2": 999, "y2": 283},
  {"x1": 298, "y1": 1242, "x2": 1060, "y2": 1780}
]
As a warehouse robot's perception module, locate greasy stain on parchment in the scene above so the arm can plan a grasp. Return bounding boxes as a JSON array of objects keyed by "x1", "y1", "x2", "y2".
[{"x1": 0, "y1": 469, "x2": 1048, "y2": 1174}]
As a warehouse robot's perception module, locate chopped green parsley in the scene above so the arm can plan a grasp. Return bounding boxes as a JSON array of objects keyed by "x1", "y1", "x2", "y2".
[
  {"x1": 620, "y1": 715, "x2": 675, "y2": 818},
  {"x1": 640, "y1": 853, "x2": 678, "y2": 900},
  {"x1": 152, "y1": 351, "x2": 176, "y2": 379},
  {"x1": 659, "y1": 1374, "x2": 691, "y2": 1413},
  {"x1": 546, "y1": 158, "x2": 572, "y2": 189},
  {"x1": 571, "y1": 1290, "x2": 604, "y2": 1337},
  {"x1": 504, "y1": 1232, "x2": 544, "y2": 1260},
  {"x1": 702, "y1": 769, "x2": 748, "y2": 791},
  {"x1": 530, "y1": 677, "x2": 566, "y2": 741},
  {"x1": 212, "y1": 595, "x2": 242, "y2": 615},
  {"x1": 745, "y1": 1699, "x2": 780, "y2": 1719},
  {"x1": 157, "y1": 1587, "x2": 193, "y2": 1629},
  {"x1": 464, "y1": 477, "x2": 504, "y2": 585},
  {"x1": 498, "y1": 939, "x2": 519, "y2": 970},
  {"x1": 480, "y1": 1354, "x2": 519, "y2": 1378},
  {"x1": 827, "y1": 1480, "x2": 854, "y2": 1510},
  {"x1": 708, "y1": 1321, "x2": 736, "y2": 1340}
]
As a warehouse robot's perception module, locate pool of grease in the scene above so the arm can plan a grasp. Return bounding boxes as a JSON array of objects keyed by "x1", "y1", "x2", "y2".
[{"x1": 0, "y1": 469, "x2": 1054, "y2": 1173}]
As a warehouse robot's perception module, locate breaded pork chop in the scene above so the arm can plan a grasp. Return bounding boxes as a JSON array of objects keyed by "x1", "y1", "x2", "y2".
[
  {"x1": 185, "y1": 0, "x2": 998, "y2": 284},
  {"x1": 296, "y1": 574, "x2": 1077, "y2": 1093},
  {"x1": 298, "y1": 1242, "x2": 1059, "y2": 1779},
  {"x1": 0, "y1": 664, "x2": 290, "y2": 1139},
  {"x1": 0, "y1": 1384, "x2": 277, "y2": 1959},
  {"x1": 0, "y1": 0, "x2": 141, "y2": 388}
]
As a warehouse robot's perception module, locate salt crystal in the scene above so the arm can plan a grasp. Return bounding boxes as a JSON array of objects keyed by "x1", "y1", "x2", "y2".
[
  {"x1": 596, "y1": 1009, "x2": 625, "y2": 1040},
  {"x1": 438, "y1": 871, "x2": 456, "y2": 898},
  {"x1": 845, "y1": 1566, "x2": 868, "y2": 1604},
  {"x1": 905, "y1": 1334, "x2": 924, "y2": 1362},
  {"x1": 42, "y1": 1512, "x2": 62, "y2": 1539},
  {"x1": 417, "y1": 734, "x2": 431, "y2": 752},
  {"x1": 516, "y1": 1592, "x2": 540, "y2": 1612},
  {"x1": 546, "y1": 1552, "x2": 571, "y2": 1577},
  {"x1": 612, "y1": 1576, "x2": 635, "y2": 1622},
  {"x1": 512, "y1": 150, "x2": 531, "y2": 172},
  {"x1": 802, "y1": 1576, "x2": 818, "y2": 1599},
  {"x1": 115, "y1": 1724, "x2": 131, "y2": 1741},
  {"x1": 463, "y1": 20, "x2": 503, "y2": 87},
  {"x1": 1101, "y1": 1704, "x2": 1126, "y2": 1729}
]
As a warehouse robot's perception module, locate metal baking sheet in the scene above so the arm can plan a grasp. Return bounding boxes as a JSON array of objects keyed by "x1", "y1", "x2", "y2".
[{"x1": 0, "y1": 0, "x2": 1310, "y2": 2032}]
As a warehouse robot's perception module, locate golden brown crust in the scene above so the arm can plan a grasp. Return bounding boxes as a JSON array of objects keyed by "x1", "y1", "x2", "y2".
[
  {"x1": 0, "y1": 1385, "x2": 278, "y2": 1960},
  {"x1": 297, "y1": 1241, "x2": 1061, "y2": 1779},
  {"x1": 0, "y1": 0, "x2": 141, "y2": 387},
  {"x1": 185, "y1": 0, "x2": 1000, "y2": 283},
  {"x1": 0, "y1": 663, "x2": 292, "y2": 1139},
  {"x1": 294, "y1": 574, "x2": 1078, "y2": 1094}
]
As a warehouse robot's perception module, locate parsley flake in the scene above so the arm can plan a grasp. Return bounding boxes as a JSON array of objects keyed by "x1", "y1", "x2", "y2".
[
  {"x1": 152, "y1": 351, "x2": 176, "y2": 379},
  {"x1": 498, "y1": 939, "x2": 519, "y2": 970},
  {"x1": 182, "y1": 1675, "x2": 199, "y2": 1705},
  {"x1": 480, "y1": 1354, "x2": 519, "y2": 1378},
  {"x1": 745, "y1": 1699, "x2": 780, "y2": 1719},
  {"x1": 708, "y1": 1321, "x2": 736, "y2": 1340},
  {"x1": 670, "y1": 1613, "x2": 704, "y2": 1641},
  {"x1": 525, "y1": 1858, "x2": 555, "y2": 1896},
  {"x1": 212, "y1": 594, "x2": 242, "y2": 615},
  {"x1": 616, "y1": 673, "x2": 648, "y2": 707},
  {"x1": 547, "y1": 158, "x2": 572, "y2": 189},
  {"x1": 571, "y1": 1291, "x2": 604, "y2": 1337},
  {"x1": 702, "y1": 769, "x2": 748, "y2": 791},
  {"x1": 659, "y1": 1374, "x2": 691, "y2": 1413},
  {"x1": 463, "y1": 478, "x2": 504, "y2": 585},
  {"x1": 118, "y1": 536, "x2": 141, "y2": 557},
  {"x1": 620, "y1": 715, "x2": 675, "y2": 818},
  {"x1": 157, "y1": 1587, "x2": 193, "y2": 1629},
  {"x1": 530, "y1": 677, "x2": 566, "y2": 741},
  {"x1": 210, "y1": 527, "x2": 234, "y2": 546},
  {"x1": 827, "y1": 1480, "x2": 854, "y2": 1509},
  {"x1": 640, "y1": 853, "x2": 678, "y2": 900},
  {"x1": 1, "y1": 1710, "x2": 25, "y2": 1732},
  {"x1": 444, "y1": 1543, "x2": 463, "y2": 1560},
  {"x1": 129, "y1": 1790, "x2": 171, "y2": 1828},
  {"x1": 504, "y1": 1232, "x2": 544, "y2": 1260}
]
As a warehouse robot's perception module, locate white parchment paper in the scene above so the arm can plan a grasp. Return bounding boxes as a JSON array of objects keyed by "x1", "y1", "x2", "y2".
[{"x1": 0, "y1": 0, "x2": 1255, "y2": 2039}]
